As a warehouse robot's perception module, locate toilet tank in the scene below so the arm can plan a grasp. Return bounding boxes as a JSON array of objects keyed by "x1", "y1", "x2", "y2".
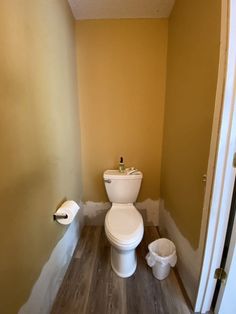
[{"x1": 103, "y1": 170, "x2": 143, "y2": 203}]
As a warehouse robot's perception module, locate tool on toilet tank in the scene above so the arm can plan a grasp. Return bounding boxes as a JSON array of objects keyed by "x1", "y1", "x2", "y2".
[{"x1": 126, "y1": 167, "x2": 138, "y2": 175}]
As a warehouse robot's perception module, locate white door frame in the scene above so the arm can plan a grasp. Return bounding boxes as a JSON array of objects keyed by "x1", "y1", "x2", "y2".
[
  {"x1": 215, "y1": 197, "x2": 236, "y2": 313},
  {"x1": 195, "y1": 0, "x2": 236, "y2": 312}
]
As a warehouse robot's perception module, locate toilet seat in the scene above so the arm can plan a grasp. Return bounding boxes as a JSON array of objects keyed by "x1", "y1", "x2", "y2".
[{"x1": 105, "y1": 204, "x2": 143, "y2": 246}]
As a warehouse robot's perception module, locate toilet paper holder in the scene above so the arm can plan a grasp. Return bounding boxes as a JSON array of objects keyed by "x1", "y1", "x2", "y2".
[{"x1": 53, "y1": 213, "x2": 68, "y2": 220}]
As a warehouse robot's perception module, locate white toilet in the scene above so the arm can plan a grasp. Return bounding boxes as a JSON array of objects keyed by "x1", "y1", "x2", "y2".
[{"x1": 103, "y1": 169, "x2": 144, "y2": 278}]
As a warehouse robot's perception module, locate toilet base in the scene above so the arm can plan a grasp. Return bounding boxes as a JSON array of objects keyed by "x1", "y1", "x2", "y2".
[{"x1": 110, "y1": 246, "x2": 137, "y2": 278}]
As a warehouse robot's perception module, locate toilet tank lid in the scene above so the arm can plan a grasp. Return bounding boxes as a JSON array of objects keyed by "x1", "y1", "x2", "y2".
[{"x1": 103, "y1": 169, "x2": 142, "y2": 180}]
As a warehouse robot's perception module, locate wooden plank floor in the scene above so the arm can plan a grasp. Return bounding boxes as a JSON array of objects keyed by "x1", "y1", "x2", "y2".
[{"x1": 51, "y1": 226, "x2": 193, "y2": 314}]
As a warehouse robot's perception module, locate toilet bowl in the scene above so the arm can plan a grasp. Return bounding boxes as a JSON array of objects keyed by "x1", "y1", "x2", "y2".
[
  {"x1": 103, "y1": 169, "x2": 144, "y2": 278},
  {"x1": 105, "y1": 203, "x2": 144, "y2": 277}
]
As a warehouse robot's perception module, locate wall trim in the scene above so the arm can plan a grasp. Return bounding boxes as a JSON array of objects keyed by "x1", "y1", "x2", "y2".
[{"x1": 18, "y1": 212, "x2": 84, "y2": 314}]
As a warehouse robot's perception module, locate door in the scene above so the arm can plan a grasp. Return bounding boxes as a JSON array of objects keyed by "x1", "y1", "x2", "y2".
[{"x1": 194, "y1": 0, "x2": 236, "y2": 312}]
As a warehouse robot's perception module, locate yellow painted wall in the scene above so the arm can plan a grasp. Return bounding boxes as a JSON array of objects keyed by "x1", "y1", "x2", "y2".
[
  {"x1": 0, "y1": 1, "x2": 81, "y2": 313},
  {"x1": 161, "y1": 0, "x2": 221, "y2": 248},
  {"x1": 76, "y1": 19, "x2": 168, "y2": 202}
]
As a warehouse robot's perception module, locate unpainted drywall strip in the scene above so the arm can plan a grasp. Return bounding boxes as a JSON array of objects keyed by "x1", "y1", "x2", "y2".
[
  {"x1": 136, "y1": 199, "x2": 159, "y2": 225},
  {"x1": 83, "y1": 199, "x2": 159, "y2": 226},
  {"x1": 159, "y1": 200, "x2": 201, "y2": 305},
  {"x1": 83, "y1": 201, "x2": 111, "y2": 225},
  {"x1": 19, "y1": 210, "x2": 84, "y2": 314}
]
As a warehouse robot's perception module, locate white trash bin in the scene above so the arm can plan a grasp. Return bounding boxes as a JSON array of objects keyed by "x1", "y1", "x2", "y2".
[{"x1": 146, "y1": 238, "x2": 177, "y2": 280}]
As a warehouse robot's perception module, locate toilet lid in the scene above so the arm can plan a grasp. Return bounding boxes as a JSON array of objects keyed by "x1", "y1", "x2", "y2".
[{"x1": 105, "y1": 205, "x2": 143, "y2": 244}]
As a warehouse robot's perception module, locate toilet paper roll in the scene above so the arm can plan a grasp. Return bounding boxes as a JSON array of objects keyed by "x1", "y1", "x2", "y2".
[{"x1": 55, "y1": 200, "x2": 79, "y2": 225}]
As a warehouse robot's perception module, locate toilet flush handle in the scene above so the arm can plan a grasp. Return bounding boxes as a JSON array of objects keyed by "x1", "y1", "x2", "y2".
[{"x1": 104, "y1": 179, "x2": 111, "y2": 183}]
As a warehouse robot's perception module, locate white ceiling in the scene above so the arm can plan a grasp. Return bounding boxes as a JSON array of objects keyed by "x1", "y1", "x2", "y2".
[{"x1": 68, "y1": 0, "x2": 175, "y2": 20}]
